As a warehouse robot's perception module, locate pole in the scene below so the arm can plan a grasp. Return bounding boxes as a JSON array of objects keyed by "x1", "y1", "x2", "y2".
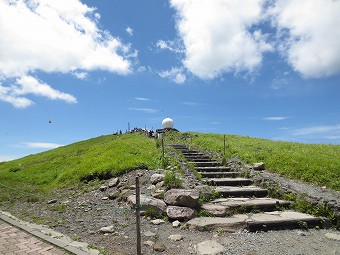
[
  {"x1": 224, "y1": 134, "x2": 226, "y2": 157},
  {"x1": 161, "y1": 138, "x2": 165, "y2": 168},
  {"x1": 135, "y1": 177, "x2": 141, "y2": 255}
]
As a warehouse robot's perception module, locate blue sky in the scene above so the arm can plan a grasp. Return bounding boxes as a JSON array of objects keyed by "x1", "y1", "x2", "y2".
[{"x1": 0, "y1": 0, "x2": 340, "y2": 161}]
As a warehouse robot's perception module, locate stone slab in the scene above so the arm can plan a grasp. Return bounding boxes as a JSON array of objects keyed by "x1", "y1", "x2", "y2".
[{"x1": 186, "y1": 211, "x2": 321, "y2": 232}]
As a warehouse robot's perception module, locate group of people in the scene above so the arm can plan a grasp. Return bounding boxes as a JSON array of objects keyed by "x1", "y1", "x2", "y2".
[{"x1": 113, "y1": 127, "x2": 155, "y2": 138}]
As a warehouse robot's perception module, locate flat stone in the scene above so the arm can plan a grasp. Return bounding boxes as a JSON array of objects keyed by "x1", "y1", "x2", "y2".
[
  {"x1": 153, "y1": 242, "x2": 166, "y2": 252},
  {"x1": 99, "y1": 225, "x2": 115, "y2": 233},
  {"x1": 212, "y1": 197, "x2": 290, "y2": 209},
  {"x1": 144, "y1": 240, "x2": 155, "y2": 247},
  {"x1": 169, "y1": 234, "x2": 183, "y2": 241},
  {"x1": 201, "y1": 204, "x2": 227, "y2": 217},
  {"x1": 195, "y1": 240, "x2": 225, "y2": 255},
  {"x1": 167, "y1": 206, "x2": 196, "y2": 220},
  {"x1": 325, "y1": 233, "x2": 340, "y2": 241},
  {"x1": 151, "y1": 219, "x2": 165, "y2": 225},
  {"x1": 186, "y1": 217, "x2": 246, "y2": 232},
  {"x1": 144, "y1": 231, "x2": 156, "y2": 237}
]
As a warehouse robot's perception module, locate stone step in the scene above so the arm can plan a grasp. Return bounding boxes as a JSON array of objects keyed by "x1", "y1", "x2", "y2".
[
  {"x1": 187, "y1": 158, "x2": 212, "y2": 162},
  {"x1": 194, "y1": 162, "x2": 220, "y2": 167},
  {"x1": 200, "y1": 172, "x2": 241, "y2": 178},
  {"x1": 215, "y1": 186, "x2": 268, "y2": 197},
  {"x1": 201, "y1": 197, "x2": 291, "y2": 216},
  {"x1": 186, "y1": 211, "x2": 322, "y2": 232},
  {"x1": 182, "y1": 153, "x2": 206, "y2": 158},
  {"x1": 203, "y1": 178, "x2": 252, "y2": 186},
  {"x1": 195, "y1": 166, "x2": 232, "y2": 172}
]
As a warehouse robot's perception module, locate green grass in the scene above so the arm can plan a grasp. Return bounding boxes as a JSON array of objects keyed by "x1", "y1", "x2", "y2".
[
  {"x1": 0, "y1": 133, "x2": 162, "y2": 198},
  {"x1": 164, "y1": 132, "x2": 340, "y2": 190}
]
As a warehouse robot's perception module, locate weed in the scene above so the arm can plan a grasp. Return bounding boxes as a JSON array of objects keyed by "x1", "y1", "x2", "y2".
[{"x1": 163, "y1": 171, "x2": 182, "y2": 190}]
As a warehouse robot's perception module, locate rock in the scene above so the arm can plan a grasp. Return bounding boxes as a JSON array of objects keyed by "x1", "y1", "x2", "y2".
[
  {"x1": 167, "y1": 206, "x2": 196, "y2": 220},
  {"x1": 253, "y1": 162, "x2": 265, "y2": 170},
  {"x1": 108, "y1": 177, "x2": 120, "y2": 187},
  {"x1": 297, "y1": 231, "x2": 306, "y2": 236},
  {"x1": 108, "y1": 191, "x2": 120, "y2": 200},
  {"x1": 172, "y1": 220, "x2": 181, "y2": 227},
  {"x1": 195, "y1": 240, "x2": 225, "y2": 255},
  {"x1": 99, "y1": 185, "x2": 108, "y2": 191},
  {"x1": 186, "y1": 217, "x2": 246, "y2": 232},
  {"x1": 99, "y1": 225, "x2": 115, "y2": 233},
  {"x1": 151, "y1": 219, "x2": 165, "y2": 225},
  {"x1": 194, "y1": 185, "x2": 213, "y2": 200},
  {"x1": 153, "y1": 242, "x2": 166, "y2": 252},
  {"x1": 169, "y1": 234, "x2": 183, "y2": 241},
  {"x1": 164, "y1": 189, "x2": 200, "y2": 208},
  {"x1": 325, "y1": 233, "x2": 340, "y2": 241},
  {"x1": 47, "y1": 199, "x2": 57, "y2": 204},
  {"x1": 144, "y1": 231, "x2": 156, "y2": 237},
  {"x1": 101, "y1": 197, "x2": 108, "y2": 200},
  {"x1": 144, "y1": 240, "x2": 155, "y2": 247},
  {"x1": 151, "y1": 173, "x2": 165, "y2": 184},
  {"x1": 127, "y1": 195, "x2": 167, "y2": 213},
  {"x1": 120, "y1": 189, "x2": 133, "y2": 201},
  {"x1": 155, "y1": 181, "x2": 164, "y2": 189},
  {"x1": 201, "y1": 204, "x2": 227, "y2": 217}
]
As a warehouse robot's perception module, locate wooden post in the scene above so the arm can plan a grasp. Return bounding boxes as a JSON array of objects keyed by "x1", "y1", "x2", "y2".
[{"x1": 135, "y1": 177, "x2": 141, "y2": 255}]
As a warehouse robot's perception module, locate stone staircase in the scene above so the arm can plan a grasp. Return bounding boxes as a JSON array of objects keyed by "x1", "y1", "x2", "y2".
[{"x1": 171, "y1": 144, "x2": 323, "y2": 232}]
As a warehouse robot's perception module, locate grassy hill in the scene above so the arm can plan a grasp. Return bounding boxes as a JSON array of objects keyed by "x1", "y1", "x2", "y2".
[
  {"x1": 169, "y1": 132, "x2": 340, "y2": 191},
  {"x1": 0, "y1": 133, "x2": 162, "y2": 200},
  {"x1": 0, "y1": 131, "x2": 339, "y2": 203}
]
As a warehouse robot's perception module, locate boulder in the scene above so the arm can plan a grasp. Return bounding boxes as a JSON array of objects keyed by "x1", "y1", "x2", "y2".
[
  {"x1": 167, "y1": 206, "x2": 196, "y2": 220},
  {"x1": 108, "y1": 177, "x2": 120, "y2": 187},
  {"x1": 194, "y1": 185, "x2": 213, "y2": 200},
  {"x1": 164, "y1": 189, "x2": 200, "y2": 208},
  {"x1": 151, "y1": 173, "x2": 165, "y2": 184},
  {"x1": 127, "y1": 195, "x2": 167, "y2": 213},
  {"x1": 253, "y1": 162, "x2": 265, "y2": 170}
]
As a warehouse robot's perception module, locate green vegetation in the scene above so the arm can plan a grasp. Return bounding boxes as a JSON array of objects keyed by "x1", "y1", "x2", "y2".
[
  {"x1": 163, "y1": 170, "x2": 183, "y2": 190},
  {"x1": 0, "y1": 133, "x2": 162, "y2": 199},
  {"x1": 165, "y1": 132, "x2": 340, "y2": 190}
]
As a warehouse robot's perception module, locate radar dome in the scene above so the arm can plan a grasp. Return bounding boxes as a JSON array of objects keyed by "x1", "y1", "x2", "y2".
[{"x1": 162, "y1": 118, "x2": 174, "y2": 129}]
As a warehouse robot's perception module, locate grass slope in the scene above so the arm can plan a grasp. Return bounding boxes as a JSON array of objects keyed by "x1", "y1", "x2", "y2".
[
  {"x1": 176, "y1": 132, "x2": 340, "y2": 191},
  {"x1": 0, "y1": 133, "x2": 162, "y2": 199}
]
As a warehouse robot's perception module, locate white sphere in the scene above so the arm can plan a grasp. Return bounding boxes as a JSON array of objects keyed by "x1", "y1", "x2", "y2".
[{"x1": 162, "y1": 118, "x2": 174, "y2": 129}]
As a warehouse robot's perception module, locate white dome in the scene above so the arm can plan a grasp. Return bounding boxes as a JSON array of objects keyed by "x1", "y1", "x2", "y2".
[{"x1": 162, "y1": 118, "x2": 174, "y2": 129}]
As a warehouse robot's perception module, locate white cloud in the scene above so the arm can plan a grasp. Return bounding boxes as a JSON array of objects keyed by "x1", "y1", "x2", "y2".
[
  {"x1": 73, "y1": 71, "x2": 88, "y2": 79},
  {"x1": 158, "y1": 67, "x2": 186, "y2": 84},
  {"x1": 134, "y1": 97, "x2": 150, "y2": 101},
  {"x1": 126, "y1": 26, "x2": 133, "y2": 36},
  {"x1": 293, "y1": 124, "x2": 340, "y2": 136},
  {"x1": 170, "y1": 0, "x2": 273, "y2": 79},
  {"x1": 22, "y1": 142, "x2": 64, "y2": 149},
  {"x1": 270, "y1": 0, "x2": 340, "y2": 78},
  {"x1": 128, "y1": 108, "x2": 158, "y2": 113},
  {"x1": 0, "y1": 76, "x2": 76, "y2": 108},
  {"x1": 156, "y1": 39, "x2": 184, "y2": 53},
  {"x1": 0, "y1": 0, "x2": 134, "y2": 107},
  {"x1": 263, "y1": 116, "x2": 289, "y2": 121}
]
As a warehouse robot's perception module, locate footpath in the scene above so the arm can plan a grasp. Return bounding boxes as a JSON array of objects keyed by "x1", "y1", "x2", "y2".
[{"x1": 0, "y1": 211, "x2": 98, "y2": 255}]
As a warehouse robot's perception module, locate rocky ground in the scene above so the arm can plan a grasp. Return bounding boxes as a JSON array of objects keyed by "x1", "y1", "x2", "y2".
[{"x1": 1, "y1": 167, "x2": 340, "y2": 255}]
